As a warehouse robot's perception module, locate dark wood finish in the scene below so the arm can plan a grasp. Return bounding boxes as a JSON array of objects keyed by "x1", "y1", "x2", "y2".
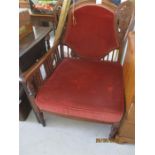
[
  {"x1": 30, "y1": 13, "x2": 57, "y2": 33},
  {"x1": 19, "y1": 83, "x2": 31, "y2": 121},
  {"x1": 19, "y1": 25, "x2": 52, "y2": 121},
  {"x1": 19, "y1": 10, "x2": 33, "y2": 40},
  {"x1": 109, "y1": 122, "x2": 120, "y2": 139},
  {"x1": 20, "y1": 1, "x2": 135, "y2": 136},
  {"x1": 39, "y1": 112, "x2": 46, "y2": 127},
  {"x1": 20, "y1": 26, "x2": 52, "y2": 72},
  {"x1": 20, "y1": 76, "x2": 42, "y2": 123},
  {"x1": 29, "y1": 0, "x2": 63, "y2": 31},
  {"x1": 20, "y1": 26, "x2": 51, "y2": 57}
]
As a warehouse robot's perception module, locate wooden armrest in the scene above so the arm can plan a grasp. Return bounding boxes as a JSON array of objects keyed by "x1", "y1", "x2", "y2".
[
  {"x1": 20, "y1": 44, "x2": 59, "y2": 83},
  {"x1": 19, "y1": 42, "x2": 64, "y2": 96}
]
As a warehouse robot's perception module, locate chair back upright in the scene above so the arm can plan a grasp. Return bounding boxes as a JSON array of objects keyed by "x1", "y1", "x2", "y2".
[{"x1": 63, "y1": 2, "x2": 119, "y2": 61}]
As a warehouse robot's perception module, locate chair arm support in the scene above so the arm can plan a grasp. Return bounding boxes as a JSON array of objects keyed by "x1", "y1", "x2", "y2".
[
  {"x1": 20, "y1": 42, "x2": 63, "y2": 97},
  {"x1": 21, "y1": 44, "x2": 59, "y2": 82}
]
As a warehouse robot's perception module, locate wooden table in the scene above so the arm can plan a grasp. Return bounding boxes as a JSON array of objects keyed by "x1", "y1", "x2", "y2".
[
  {"x1": 19, "y1": 25, "x2": 52, "y2": 121},
  {"x1": 20, "y1": 26, "x2": 52, "y2": 72},
  {"x1": 30, "y1": 13, "x2": 57, "y2": 33}
]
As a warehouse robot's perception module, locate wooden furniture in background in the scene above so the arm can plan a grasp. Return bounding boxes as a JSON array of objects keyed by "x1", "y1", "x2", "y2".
[
  {"x1": 19, "y1": 9, "x2": 52, "y2": 120},
  {"x1": 115, "y1": 31, "x2": 135, "y2": 143},
  {"x1": 20, "y1": 26, "x2": 52, "y2": 72},
  {"x1": 19, "y1": 10, "x2": 33, "y2": 40},
  {"x1": 19, "y1": 26, "x2": 52, "y2": 121},
  {"x1": 19, "y1": 0, "x2": 30, "y2": 8},
  {"x1": 19, "y1": 83, "x2": 31, "y2": 121}
]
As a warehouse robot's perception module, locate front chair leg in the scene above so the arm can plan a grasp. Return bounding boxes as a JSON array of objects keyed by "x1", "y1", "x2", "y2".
[
  {"x1": 39, "y1": 112, "x2": 46, "y2": 127},
  {"x1": 109, "y1": 122, "x2": 120, "y2": 139}
]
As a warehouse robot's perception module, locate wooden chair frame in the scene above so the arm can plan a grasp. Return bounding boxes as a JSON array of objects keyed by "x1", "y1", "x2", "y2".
[{"x1": 20, "y1": 1, "x2": 134, "y2": 138}]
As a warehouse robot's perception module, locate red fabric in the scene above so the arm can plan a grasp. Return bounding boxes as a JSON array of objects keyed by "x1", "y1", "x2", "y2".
[
  {"x1": 35, "y1": 59, "x2": 124, "y2": 123},
  {"x1": 63, "y1": 4, "x2": 119, "y2": 60}
]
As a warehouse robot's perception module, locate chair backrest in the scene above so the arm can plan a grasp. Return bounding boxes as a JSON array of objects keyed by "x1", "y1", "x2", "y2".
[{"x1": 63, "y1": 2, "x2": 119, "y2": 60}]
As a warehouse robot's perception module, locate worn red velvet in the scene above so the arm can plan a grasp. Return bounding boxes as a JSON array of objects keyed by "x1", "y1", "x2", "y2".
[
  {"x1": 35, "y1": 59, "x2": 124, "y2": 123},
  {"x1": 63, "y1": 4, "x2": 119, "y2": 60}
]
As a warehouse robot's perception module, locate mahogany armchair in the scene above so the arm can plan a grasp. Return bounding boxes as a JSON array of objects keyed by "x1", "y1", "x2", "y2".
[{"x1": 20, "y1": 1, "x2": 134, "y2": 138}]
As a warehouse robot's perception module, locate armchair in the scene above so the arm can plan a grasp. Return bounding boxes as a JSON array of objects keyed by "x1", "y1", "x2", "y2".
[{"x1": 20, "y1": 1, "x2": 134, "y2": 138}]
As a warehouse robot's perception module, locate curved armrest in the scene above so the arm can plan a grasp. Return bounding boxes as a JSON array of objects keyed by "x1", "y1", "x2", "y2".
[
  {"x1": 20, "y1": 43, "x2": 63, "y2": 96},
  {"x1": 21, "y1": 44, "x2": 58, "y2": 82}
]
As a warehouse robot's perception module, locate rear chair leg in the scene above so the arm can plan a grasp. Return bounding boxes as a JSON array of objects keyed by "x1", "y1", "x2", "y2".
[
  {"x1": 109, "y1": 122, "x2": 120, "y2": 139},
  {"x1": 39, "y1": 112, "x2": 46, "y2": 127}
]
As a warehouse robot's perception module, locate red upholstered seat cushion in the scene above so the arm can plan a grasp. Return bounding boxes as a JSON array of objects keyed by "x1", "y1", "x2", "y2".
[{"x1": 35, "y1": 58, "x2": 124, "y2": 123}]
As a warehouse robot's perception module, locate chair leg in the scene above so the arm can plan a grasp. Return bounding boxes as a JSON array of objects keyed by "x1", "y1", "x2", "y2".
[
  {"x1": 109, "y1": 122, "x2": 120, "y2": 139},
  {"x1": 39, "y1": 112, "x2": 46, "y2": 127}
]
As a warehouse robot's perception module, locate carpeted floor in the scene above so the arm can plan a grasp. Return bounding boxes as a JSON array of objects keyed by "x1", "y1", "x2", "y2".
[{"x1": 19, "y1": 111, "x2": 135, "y2": 155}]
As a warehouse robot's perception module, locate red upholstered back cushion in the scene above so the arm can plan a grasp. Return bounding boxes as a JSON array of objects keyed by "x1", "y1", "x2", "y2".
[{"x1": 63, "y1": 3, "x2": 119, "y2": 60}]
